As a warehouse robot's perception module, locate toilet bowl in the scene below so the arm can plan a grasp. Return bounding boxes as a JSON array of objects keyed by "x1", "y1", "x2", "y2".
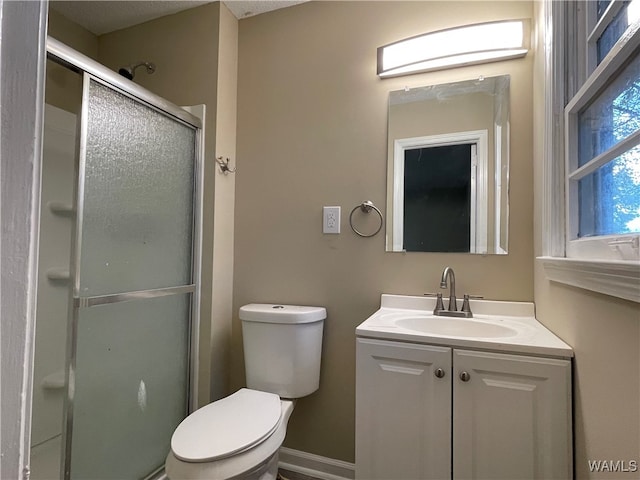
[
  {"x1": 165, "y1": 304, "x2": 325, "y2": 480},
  {"x1": 165, "y1": 390, "x2": 295, "y2": 480}
]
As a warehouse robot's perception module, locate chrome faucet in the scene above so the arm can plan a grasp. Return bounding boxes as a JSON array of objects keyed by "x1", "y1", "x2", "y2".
[
  {"x1": 440, "y1": 266, "x2": 457, "y2": 311},
  {"x1": 433, "y1": 266, "x2": 474, "y2": 318}
]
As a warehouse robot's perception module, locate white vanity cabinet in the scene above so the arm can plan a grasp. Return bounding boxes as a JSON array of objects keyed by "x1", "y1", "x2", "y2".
[
  {"x1": 355, "y1": 338, "x2": 452, "y2": 480},
  {"x1": 355, "y1": 338, "x2": 572, "y2": 480}
]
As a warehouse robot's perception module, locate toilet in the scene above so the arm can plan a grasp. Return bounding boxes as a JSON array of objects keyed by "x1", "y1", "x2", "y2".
[{"x1": 165, "y1": 303, "x2": 326, "y2": 480}]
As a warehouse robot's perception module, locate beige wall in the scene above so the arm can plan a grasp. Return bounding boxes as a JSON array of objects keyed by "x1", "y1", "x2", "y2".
[
  {"x1": 388, "y1": 93, "x2": 495, "y2": 140},
  {"x1": 46, "y1": 9, "x2": 98, "y2": 113},
  {"x1": 234, "y1": 1, "x2": 534, "y2": 462},
  {"x1": 532, "y1": 3, "x2": 640, "y2": 479},
  {"x1": 534, "y1": 271, "x2": 639, "y2": 479},
  {"x1": 48, "y1": 9, "x2": 98, "y2": 59},
  {"x1": 210, "y1": 3, "x2": 239, "y2": 402}
]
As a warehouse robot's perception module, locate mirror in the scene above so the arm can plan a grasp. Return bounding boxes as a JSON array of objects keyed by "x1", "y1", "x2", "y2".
[{"x1": 386, "y1": 75, "x2": 510, "y2": 254}]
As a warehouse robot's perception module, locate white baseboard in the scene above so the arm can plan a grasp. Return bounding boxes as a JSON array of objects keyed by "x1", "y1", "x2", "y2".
[{"x1": 278, "y1": 447, "x2": 355, "y2": 480}]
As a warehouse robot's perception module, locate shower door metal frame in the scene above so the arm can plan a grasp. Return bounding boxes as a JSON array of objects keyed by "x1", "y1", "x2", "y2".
[{"x1": 46, "y1": 37, "x2": 204, "y2": 480}]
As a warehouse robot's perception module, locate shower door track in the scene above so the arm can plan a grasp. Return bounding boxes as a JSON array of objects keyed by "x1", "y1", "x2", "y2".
[{"x1": 45, "y1": 37, "x2": 204, "y2": 480}]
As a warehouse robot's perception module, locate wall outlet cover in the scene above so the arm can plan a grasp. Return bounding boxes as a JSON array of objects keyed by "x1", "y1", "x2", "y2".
[{"x1": 323, "y1": 206, "x2": 341, "y2": 234}]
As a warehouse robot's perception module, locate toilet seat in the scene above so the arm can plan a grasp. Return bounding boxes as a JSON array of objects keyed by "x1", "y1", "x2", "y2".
[
  {"x1": 171, "y1": 389, "x2": 281, "y2": 463},
  {"x1": 165, "y1": 399, "x2": 295, "y2": 480}
]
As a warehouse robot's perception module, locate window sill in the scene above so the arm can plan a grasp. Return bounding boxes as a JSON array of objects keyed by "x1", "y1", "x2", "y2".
[{"x1": 538, "y1": 256, "x2": 640, "y2": 303}]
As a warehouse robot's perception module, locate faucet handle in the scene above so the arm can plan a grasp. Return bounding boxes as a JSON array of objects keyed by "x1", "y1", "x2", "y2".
[
  {"x1": 425, "y1": 292, "x2": 446, "y2": 313},
  {"x1": 461, "y1": 294, "x2": 483, "y2": 313},
  {"x1": 434, "y1": 293, "x2": 445, "y2": 314}
]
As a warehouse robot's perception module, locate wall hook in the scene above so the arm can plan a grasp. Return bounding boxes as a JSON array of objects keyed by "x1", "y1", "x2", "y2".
[{"x1": 216, "y1": 156, "x2": 236, "y2": 174}]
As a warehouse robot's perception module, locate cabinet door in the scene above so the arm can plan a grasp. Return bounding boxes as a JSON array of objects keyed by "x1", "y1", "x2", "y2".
[
  {"x1": 453, "y1": 349, "x2": 572, "y2": 479},
  {"x1": 356, "y1": 338, "x2": 451, "y2": 480}
]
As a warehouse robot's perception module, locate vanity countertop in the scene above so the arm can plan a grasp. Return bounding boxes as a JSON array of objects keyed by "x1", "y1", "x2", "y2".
[{"x1": 356, "y1": 294, "x2": 574, "y2": 358}]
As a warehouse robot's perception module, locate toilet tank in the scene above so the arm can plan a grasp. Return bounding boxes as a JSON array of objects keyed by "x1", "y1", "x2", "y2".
[{"x1": 239, "y1": 304, "x2": 326, "y2": 399}]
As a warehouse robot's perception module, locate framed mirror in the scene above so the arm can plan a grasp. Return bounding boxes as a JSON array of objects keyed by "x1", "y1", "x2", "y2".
[{"x1": 385, "y1": 75, "x2": 510, "y2": 254}]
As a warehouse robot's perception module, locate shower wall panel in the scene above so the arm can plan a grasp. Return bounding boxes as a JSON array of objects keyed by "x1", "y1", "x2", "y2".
[{"x1": 32, "y1": 105, "x2": 76, "y2": 448}]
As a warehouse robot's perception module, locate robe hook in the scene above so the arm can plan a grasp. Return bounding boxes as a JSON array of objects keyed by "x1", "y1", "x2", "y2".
[{"x1": 216, "y1": 156, "x2": 236, "y2": 174}]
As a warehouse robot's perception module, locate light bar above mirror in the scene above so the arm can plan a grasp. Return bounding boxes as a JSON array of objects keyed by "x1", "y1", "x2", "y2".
[{"x1": 377, "y1": 19, "x2": 529, "y2": 78}]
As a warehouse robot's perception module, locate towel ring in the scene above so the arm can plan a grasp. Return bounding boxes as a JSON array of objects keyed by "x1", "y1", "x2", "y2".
[{"x1": 349, "y1": 201, "x2": 384, "y2": 238}]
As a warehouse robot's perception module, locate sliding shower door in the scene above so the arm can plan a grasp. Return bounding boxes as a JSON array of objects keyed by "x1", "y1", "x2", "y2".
[{"x1": 64, "y1": 74, "x2": 200, "y2": 480}]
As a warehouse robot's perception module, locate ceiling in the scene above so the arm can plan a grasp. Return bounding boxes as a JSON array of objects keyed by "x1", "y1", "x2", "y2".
[
  {"x1": 50, "y1": 0, "x2": 308, "y2": 36},
  {"x1": 224, "y1": 0, "x2": 308, "y2": 19}
]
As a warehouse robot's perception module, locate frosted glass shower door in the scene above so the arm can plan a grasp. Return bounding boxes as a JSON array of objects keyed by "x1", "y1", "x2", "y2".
[{"x1": 65, "y1": 75, "x2": 199, "y2": 480}]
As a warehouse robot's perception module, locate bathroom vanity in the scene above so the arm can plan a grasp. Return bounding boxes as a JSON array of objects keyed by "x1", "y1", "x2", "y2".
[{"x1": 355, "y1": 294, "x2": 573, "y2": 480}]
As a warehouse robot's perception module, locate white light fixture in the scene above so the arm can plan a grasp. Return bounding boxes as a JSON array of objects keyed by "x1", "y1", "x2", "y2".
[{"x1": 377, "y1": 19, "x2": 530, "y2": 78}]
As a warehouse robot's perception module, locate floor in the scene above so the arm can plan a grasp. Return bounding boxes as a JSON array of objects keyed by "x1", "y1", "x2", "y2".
[
  {"x1": 30, "y1": 446, "x2": 320, "y2": 480},
  {"x1": 279, "y1": 468, "x2": 322, "y2": 480}
]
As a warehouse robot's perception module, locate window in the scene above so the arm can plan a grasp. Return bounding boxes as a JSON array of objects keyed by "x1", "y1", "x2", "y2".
[
  {"x1": 540, "y1": 0, "x2": 640, "y2": 303},
  {"x1": 567, "y1": 0, "x2": 640, "y2": 261}
]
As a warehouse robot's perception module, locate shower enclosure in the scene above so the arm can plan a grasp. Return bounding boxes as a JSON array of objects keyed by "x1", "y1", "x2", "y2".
[{"x1": 30, "y1": 38, "x2": 203, "y2": 480}]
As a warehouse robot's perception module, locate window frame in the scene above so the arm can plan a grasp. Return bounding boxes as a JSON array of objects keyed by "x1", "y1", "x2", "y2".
[
  {"x1": 538, "y1": 0, "x2": 640, "y2": 303},
  {"x1": 565, "y1": 13, "x2": 640, "y2": 261}
]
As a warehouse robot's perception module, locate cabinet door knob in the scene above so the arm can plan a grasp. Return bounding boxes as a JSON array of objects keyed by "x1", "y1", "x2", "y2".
[
  {"x1": 434, "y1": 368, "x2": 445, "y2": 378},
  {"x1": 459, "y1": 371, "x2": 471, "y2": 382}
]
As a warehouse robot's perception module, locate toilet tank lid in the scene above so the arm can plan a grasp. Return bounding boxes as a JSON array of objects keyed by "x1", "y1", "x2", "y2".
[{"x1": 239, "y1": 304, "x2": 326, "y2": 324}]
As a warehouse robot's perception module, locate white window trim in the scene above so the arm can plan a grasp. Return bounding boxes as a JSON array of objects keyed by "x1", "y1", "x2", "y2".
[
  {"x1": 392, "y1": 130, "x2": 488, "y2": 253},
  {"x1": 539, "y1": 256, "x2": 640, "y2": 302},
  {"x1": 538, "y1": 0, "x2": 640, "y2": 304}
]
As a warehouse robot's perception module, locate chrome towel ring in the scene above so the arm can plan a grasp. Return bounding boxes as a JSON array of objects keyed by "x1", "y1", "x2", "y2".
[{"x1": 349, "y1": 201, "x2": 384, "y2": 238}]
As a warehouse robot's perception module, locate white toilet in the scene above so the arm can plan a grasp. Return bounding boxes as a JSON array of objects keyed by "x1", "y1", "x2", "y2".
[{"x1": 165, "y1": 303, "x2": 326, "y2": 480}]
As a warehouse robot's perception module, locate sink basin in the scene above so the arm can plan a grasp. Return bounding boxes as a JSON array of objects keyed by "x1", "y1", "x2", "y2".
[
  {"x1": 355, "y1": 294, "x2": 574, "y2": 358},
  {"x1": 394, "y1": 315, "x2": 518, "y2": 338}
]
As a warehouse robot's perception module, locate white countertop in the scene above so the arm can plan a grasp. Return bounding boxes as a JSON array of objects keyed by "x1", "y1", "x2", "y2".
[{"x1": 356, "y1": 294, "x2": 574, "y2": 358}]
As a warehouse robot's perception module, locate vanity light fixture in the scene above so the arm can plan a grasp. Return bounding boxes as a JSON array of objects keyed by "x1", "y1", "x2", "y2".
[{"x1": 377, "y1": 19, "x2": 529, "y2": 78}]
